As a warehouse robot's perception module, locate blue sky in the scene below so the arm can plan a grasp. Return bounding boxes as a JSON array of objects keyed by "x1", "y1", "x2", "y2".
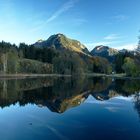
[{"x1": 0, "y1": 0, "x2": 140, "y2": 50}]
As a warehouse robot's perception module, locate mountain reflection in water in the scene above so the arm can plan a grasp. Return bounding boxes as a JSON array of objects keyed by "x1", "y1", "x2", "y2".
[{"x1": 0, "y1": 77, "x2": 140, "y2": 115}]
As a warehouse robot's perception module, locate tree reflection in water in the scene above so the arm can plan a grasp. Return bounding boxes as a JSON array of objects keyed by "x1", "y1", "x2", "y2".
[{"x1": 0, "y1": 77, "x2": 140, "y2": 115}]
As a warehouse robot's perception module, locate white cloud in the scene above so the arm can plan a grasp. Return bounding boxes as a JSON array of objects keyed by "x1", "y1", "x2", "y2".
[
  {"x1": 115, "y1": 43, "x2": 137, "y2": 50},
  {"x1": 113, "y1": 96, "x2": 133, "y2": 101},
  {"x1": 85, "y1": 41, "x2": 137, "y2": 51},
  {"x1": 112, "y1": 14, "x2": 129, "y2": 21},
  {"x1": 46, "y1": 0, "x2": 78, "y2": 23},
  {"x1": 86, "y1": 41, "x2": 114, "y2": 46},
  {"x1": 85, "y1": 34, "x2": 133, "y2": 51},
  {"x1": 85, "y1": 33, "x2": 122, "y2": 48},
  {"x1": 105, "y1": 107, "x2": 120, "y2": 112},
  {"x1": 73, "y1": 18, "x2": 87, "y2": 26},
  {"x1": 30, "y1": 0, "x2": 79, "y2": 32},
  {"x1": 104, "y1": 34, "x2": 120, "y2": 40}
]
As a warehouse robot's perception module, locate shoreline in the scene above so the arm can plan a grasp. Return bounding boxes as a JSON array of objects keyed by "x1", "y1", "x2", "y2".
[
  {"x1": 85, "y1": 73, "x2": 140, "y2": 79},
  {"x1": 0, "y1": 73, "x2": 140, "y2": 80},
  {"x1": 0, "y1": 74, "x2": 72, "y2": 79}
]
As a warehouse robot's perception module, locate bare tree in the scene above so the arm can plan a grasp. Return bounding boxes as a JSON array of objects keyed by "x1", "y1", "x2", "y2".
[{"x1": 1, "y1": 53, "x2": 7, "y2": 74}]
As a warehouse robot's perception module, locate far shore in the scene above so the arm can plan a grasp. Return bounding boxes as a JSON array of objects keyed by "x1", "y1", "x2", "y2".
[
  {"x1": 0, "y1": 74, "x2": 71, "y2": 79},
  {"x1": 85, "y1": 73, "x2": 140, "y2": 79},
  {"x1": 0, "y1": 73, "x2": 140, "y2": 80}
]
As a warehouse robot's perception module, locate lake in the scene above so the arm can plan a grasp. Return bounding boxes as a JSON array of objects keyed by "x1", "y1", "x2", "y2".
[{"x1": 0, "y1": 76, "x2": 140, "y2": 140}]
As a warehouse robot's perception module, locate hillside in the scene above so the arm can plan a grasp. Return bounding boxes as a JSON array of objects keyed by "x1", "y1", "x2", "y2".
[
  {"x1": 34, "y1": 33, "x2": 89, "y2": 55},
  {"x1": 18, "y1": 59, "x2": 52, "y2": 74}
]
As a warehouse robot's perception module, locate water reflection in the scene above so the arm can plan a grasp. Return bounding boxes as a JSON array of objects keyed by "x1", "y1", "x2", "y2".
[{"x1": 0, "y1": 77, "x2": 140, "y2": 114}]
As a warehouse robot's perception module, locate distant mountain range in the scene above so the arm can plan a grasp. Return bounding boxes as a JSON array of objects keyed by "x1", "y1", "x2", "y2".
[
  {"x1": 91, "y1": 45, "x2": 140, "y2": 62},
  {"x1": 34, "y1": 34, "x2": 140, "y2": 62}
]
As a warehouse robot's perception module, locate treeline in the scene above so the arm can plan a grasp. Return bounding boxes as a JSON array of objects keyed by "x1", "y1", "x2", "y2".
[
  {"x1": 0, "y1": 41, "x2": 112, "y2": 75},
  {"x1": 115, "y1": 51, "x2": 140, "y2": 76},
  {"x1": 18, "y1": 43, "x2": 112, "y2": 74},
  {"x1": 0, "y1": 41, "x2": 52, "y2": 74},
  {"x1": 1, "y1": 39, "x2": 139, "y2": 76}
]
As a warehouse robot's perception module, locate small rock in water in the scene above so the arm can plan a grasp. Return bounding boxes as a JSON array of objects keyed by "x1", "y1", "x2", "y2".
[{"x1": 29, "y1": 123, "x2": 32, "y2": 125}]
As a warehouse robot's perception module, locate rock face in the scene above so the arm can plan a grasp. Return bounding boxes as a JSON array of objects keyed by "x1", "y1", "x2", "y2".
[
  {"x1": 91, "y1": 45, "x2": 119, "y2": 62},
  {"x1": 34, "y1": 33, "x2": 89, "y2": 55},
  {"x1": 119, "y1": 49, "x2": 128, "y2": 54}
]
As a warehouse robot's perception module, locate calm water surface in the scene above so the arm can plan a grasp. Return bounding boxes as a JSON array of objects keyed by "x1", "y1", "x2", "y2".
[{"x1": 0, "y1": 77, "x2": 140, "y2": 140}]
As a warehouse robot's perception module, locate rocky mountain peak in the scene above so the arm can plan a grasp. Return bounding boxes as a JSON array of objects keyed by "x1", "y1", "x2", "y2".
[
  {"x1": 34, "y1": 33, "x2": 89, "y2": 54},
  {"x1": 91, "y1": 45, "x2": 119, "y2": 62}
]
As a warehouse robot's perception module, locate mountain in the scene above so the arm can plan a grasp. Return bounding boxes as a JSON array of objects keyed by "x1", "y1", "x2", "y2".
[
  {"x1": 45, "y1": 92, "x2": 89, "y2": 113},
  {"x1": 34, "y1": 33, "x2": 89, "y2": 55},
  {"x1": 91, "y1": 45, "x2": 119, "y2": 62},
  {"x1": 119, "y1": 49, "x2": 128, "y2": 54},
  {"x1": 92, "y1": 90, "x2": 119, "y2": 101},
  {"x1": 118, "y1": 48, "x2": 140, "y2": 56}
]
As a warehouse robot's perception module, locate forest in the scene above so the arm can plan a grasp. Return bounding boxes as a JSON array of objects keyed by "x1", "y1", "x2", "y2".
[{"x1": 0, "y1": 34, "x2": 140, "y2": 77}]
